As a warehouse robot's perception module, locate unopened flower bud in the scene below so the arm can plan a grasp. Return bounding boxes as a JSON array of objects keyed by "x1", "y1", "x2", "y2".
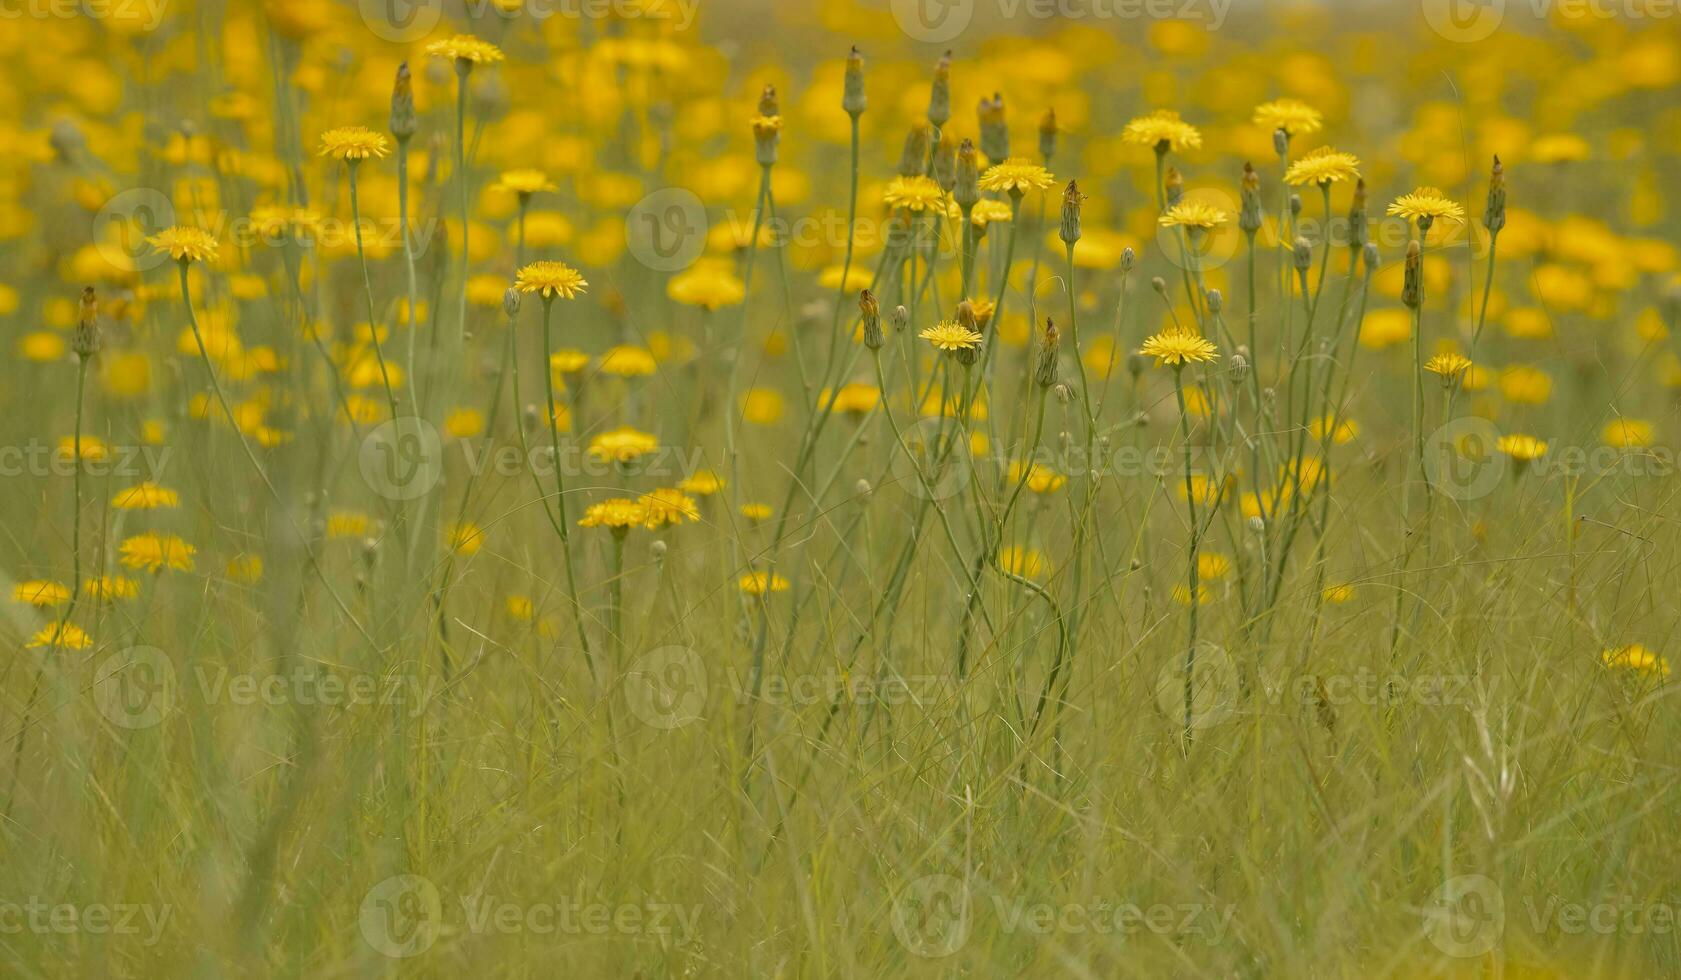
[
  {"x1": 1164, "y1": 166, "x2": 1184, "y2": 208},
  {"x1": 1060, "y1": 179, "x2": 1084, "y2": 246},
  {"x1": 752, "y1": 85, "x2": 781, "y2": 166},
  {"x1": 1273, "y1": 128, "x2": 1289, "y2": 157},
  {"x1": 1206, "y1": 288, "x2": 1223, "y2": 314},
  {"x1": 842, "y1": 46, "x2": 867, "y2": 118},
  {"x1": 1363, "y1": 242, "x2": 1381, "y2": 276},
  {"x1": 856, "y1": 478, "x2": 873, "y2": 497},
  {"x1": 927, "y1": 52, "x2": 952, "y2": 129},
  {"x1": 953, "y1": 139, "x2": 981, "y2": 209},
  {"x1": 978, "y1": 92, "x2": 1008, "y2": 162},
  {"x1": 898, "y1": 122, "x2": 932, "y2": 177},
  {"x1": 390, "y1": 62, "x2": 417, "y2": 140},
  {"x1": 1293, "y1": 237, "x2": 1313, "y2": 272},
  {"x1": 651, "y1": 539, "x2": 667, "y2": 560},
  {"x1": 1229, "y1": 351, "x2": 1249, "y2": 382},
  {"x1": 1036, "y1": 317, "x2": 1060, "y2": 388},
  {"x1": 1402, "y1": 240, "x2": 1423, "y2": 309},
  {"x1": 503, "y1": 287, "x2": 521, "y2": 319},
  {"x1": 1038, "y1": 107, "x2": 1058, "y2": 160},
  {"x1": 1484, "y1": 155, "x2": 1506, "y2": 235},
  {"x1": 1151, "y1": 276, "x2": 1168, "y2": 296},
  {"x1": 1239, "y1": 162, "x2": 1263, "y2": 235},
  {"x1": 73, "y1": 286, "x2": 100, "y2": 359},
  {"x1": 1289, "y1": 194, "x2": 1302, "y2": 219},
  {"x1": 934, "y1": 138, "x2": 956, "y2": 193},
  {"x1": 1121, "y1": 247, "x2": 1136, "y2": 274},
  {"x1": 891, "y1": 305, "x2": 909, "y2": 332},
  {"x1": 860, "y1": 289, "x2": 883, "y2": 350}
]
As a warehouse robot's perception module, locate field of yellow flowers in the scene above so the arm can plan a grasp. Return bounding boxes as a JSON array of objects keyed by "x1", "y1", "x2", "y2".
[{"x1": 2, "y1": 0, "x2": 1679, "y2": 975}]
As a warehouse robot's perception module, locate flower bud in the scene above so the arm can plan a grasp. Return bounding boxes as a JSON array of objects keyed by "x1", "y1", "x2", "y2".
[
  {"x1": 1402, "y1": 240, "x2": 1423, "y2": 309},
  {"x1": 1121, "y1": 247, "x2": 1136, "y2": 274},
  {"x1": 1239, "y1": 162, "x2": 1263, "y2": 235},
  {"x1": 891, "y1": 305, "x2": 909, "y2": 333},
  {"x1": 1347, "y1": 179, "x2": 1368, "y2": 250},
  {"x1": 1060, "y1": 179, "x2": 1084, "y2": 246},
  {"x1": 1289, "y1": 194, "x2": 1303, "y2": 220},
  {"x1": 1363, "y1": 242, "x2": 1381, "y2": 277},
  {"x1": 503, "y1": 287, "x2": 521, "y2": 319},
  {"x1": 390, "y1": 62, "x2": 417, "y2": 140},
  {"x1": 978, "y1": 92, "x2": 1008, "y2": 162},
  {"x1": 1165, "y1": 166, "x2": 1184, "y2": 208},
  {"x1": 1273, "y1": 128, "x2": 1289, "y2": 157},
  {"x1": 927, "y1": 52, "x2": 952, "y2": 129},
  {"x1": 752, "y1": 85, "x2": 781, "y2": 167},
  {"x1": 1229, "y1": 351, "x2": 1249, "y2": 383},
  {"x1": 73, "y1": 286, "x2": 100, "y2": 359},
  {"x1": 1293, "y1": 237, "x2": 1313, "y2": 272},
  {"x1": 898, "y1": 122, "x2": 932, "y2": 177},
  {"x1": 1484, "y1": 155, "x2": 1506, "y2": 235},
  {"x1": 1035, "y1": 317, "x2": 1060, "y2": 388},
  {"x1": 933, "y1": 137, "x2": 956, "y2": 193},
  {"x1": 843, "y1": 46, "x2": 867, "y2": 118},
  {"x1": 861, "y1": 289, "x2": 883, "y2": 350},
  {"x1": 1038, "y1": 107, "x2": 1058, "y2": 160},
  {"x1": 1206, "y1": 288, "x2": 1223, "y2": 314}
]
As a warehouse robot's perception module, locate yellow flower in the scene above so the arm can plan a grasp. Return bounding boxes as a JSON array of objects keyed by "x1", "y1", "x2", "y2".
[
  {"x1": 1284, "y1": 146, "x2": 1361, "y2": 186},
  {"x1": 1424, "y1": 352, "x2": 1473, "y2": 382},
  {"x1": 979, "y1": 159, "x2": 1056, "y2": 195},
  {"x1": 495, "y1": 169, "x2": 557, "y2": 196},
  {"x1": 1252, "y1": 98, "x2": 1323, "y2": 136},
  {"x1": 1496, "y1": 434, "x2": 1548, "y2": 462},
  {"x1": 579, "y1": 498, "x2": 646, "y2": 531},
  {"x1": 1158, "y1": 200, "x2": 1230, "y2": 230},
  {"x1": 919, "y1": 320, "x2": 984, "y2": 353},
  {"x1": 1360, "y1": 309, "x2": 1413, "y2": 350},
  {"x1": 1007, "y1": 461, "x2": 1066, "y2": 493},
  {"x1": 112, "y1": 482, "x2": 179, "y2": 510},
  {"x1": 505, "y1": 594, "x2": 536, "y2": 621},
  {"x1": 317, "y1": 126, "x2": 390, "y2": 161},
  {"x1": 1172, "y1": 583, "x2": 1214, "y2": 606},
  {"x1": 741, "y1": 388, "x2": 785, "y2": 425},
  {"x1": 147, "y1": 226, "x2": 219, "y2": 263},
  {"x1": 1387, "y1": 187, "x2": 1466, "y2": 225},
  {"x1": 739, "y1": 571, "x2": 791, "y2": 596},
  {"x1": 426, "y1": 35, "x2": 505, "y2": 66},
  {"x1": 1140, "y1": 330, "x2": 1219, "y2": 368},
  {"x1": 227, "y1": 554, "x2": 264, "y2": 583},
  {"x1": 1121, "y1": 110, "x2": 1202, "y2": 152},
  {"x1": 84, "y1": 576, "x2": 139, "y2": 602},
  {"x1": 447, "y1": 522, "x2": 485, "y2": 556},
  {"x1": 668, "y1": 262, "x2": 746, "y2": 310},
  {"x1": 550, "y1": 349, "x2": 591, "y2": 375},
  {"x1": 1322, "y1": 584, "x2": 1356, "y2": 604},
  {"x1": 1310, "y1": 415, "x2": 1359, "y2": 445},
  {"x1": 13, "y1": 581, "x2": 70, "y2": 607},
  {"x1": 640, "y1": 488, "x2": 700, "y2": 528},
  {"x1": 1602, "y1": 643, "x2": 1671, "y2": 677},
  {"x1": 999, "y1": 547, "x2": 1046, "y2": 579},
  {"x1": 1198, "y1": 553, "x2": 1232, "y2": 580},
  {"x1": 588, "y1": 426, "x2": 659, "y2": 464},
  {"x1": 444, "y1": 408, "x2": 485, "y2": 439},
  {"x1": 1531, "y1": 134, "x2": 1591, "y2": 164},
  {"x1": 882, "y1": 175, "x2": 946, "y2": 212},
  {"x1": 119, "y1": 532, "x2": 197, "y2": 573},
  {"x1": 970, "y1": 200, "x2": 1014, "y2": 227},
  {"x1": 1604, "y1": 418, "x2": 1654, "y2": 448},
  {"x1": 28, "y1": 623, "x2": 93, "y2": 650},
  {"x1": 679, "y1": 470, "x2": 725, "y2": 496},
  {"x1": 1499, "y1": 365, "x2": 1553, "y2": 404},
  {"x1": 740, "y1": 503, "x2": 773, "y2": 521},
  {"x1": 596, "y1": 346, "x2": 655, "y2": 378},
  {"x1": 515, "y1": 261, "x2": 589, "y2": 300}
]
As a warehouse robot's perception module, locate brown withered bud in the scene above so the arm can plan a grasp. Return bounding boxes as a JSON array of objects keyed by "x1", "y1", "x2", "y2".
[
  {"x1": 1060, "y1": 179, "x2": 1084, "y2": 246},
  {"x1": 1484, "y1": 155, "x2": 1506, "y2": 235},
  {"x1": 1035, "y1": 318, "x2": 1060, "y2": 388},
  {"x1": 860, "y1": 289, "x2": 883, "y2": 350},
  {"x1": 73, "y1": 286, "x2": 100, "y2": 359}
]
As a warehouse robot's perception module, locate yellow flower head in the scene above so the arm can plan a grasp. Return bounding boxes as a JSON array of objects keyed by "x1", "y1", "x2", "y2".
[
  {"x1": 821, "y1": 383, "x2": 882, "y2": 416},
  {"x1": 1253, "y1": 98, "x2": 1323, "y2": 136},
  {"x1": 739, "y1": 571, "x2": 791, "y2": 596},
  {"x1": 639, "y1": 488, "x2": 700, "y2": 528},
  {"x1": 13, "y1": 581, "x2": 70, "y2": 607},
  {"x1": 85, "y1": 575, "x2": 140, "y2": 602},
  {"x1": 668, "y1": 262, "x2": 746, "y2": 310},
  {"x1": 147, "y1": 226, "x2": 219, "y2": 263},
  {"x1": 318, "y1": 126, "x2": 390, "y2": 162},
  {"x1": 447, "y1": 522, "x2": 485, "y2": 556},
  {"x1": 678, "y1": 470, "x2": 725, "y2": 496},
  {"x1": 588, "y1": 426, "x2": 659, "y2": 464},
  {"x1": 1158, "y1": 200, "x2": 1230, "y2": 230},
  {"x1": 979, "y1": 159, "x2": 1057, "y2": 195},
  {"x1": 919, "y1": 320, "x2": 984, "y2": 353},
  {"x1": 579, "y1": 499, "x2": 647, "y2": 531},
  {"x1": 1496, "y1": 434, "x2": 1548, "y2": 462},
  {"x1": 1140, "y1": 330, "x2": 1219, "y2": 368},
  {"x1": 1424, "y1": 352, "x2": 1473, "y2": 381},
  {"x1": 515, "y1": 261, "x2": 589, "y2": 300},
  {"x1": 426, "y1": 35, "x2": 505, "y2": 66},
  {"x1": 1122, "y1": 110, "x2": 1203, "y2": 152},
  {"x1": 112, "y1": 482, "x2": 180, "y2": 510},
  {"x1": 1007, "y1": 460, "x2": 1067, "y2": 493},
  {"x1": 599, "y1": 346, "x2": 658, "y2": 377},
  {"x1": 883, "y1": 175, "x2": 945, "y2": 212},
  {"x1": 1604, "y1": 419, "x2": 1654, "y2": 448},
  {"x1": 1388, "y1": 187, "x2": 1466, "y2": 225},
  {"x1": 119, "y1": 532, "x2": 197, "y2": 573},
  {"x1": 28, "y1": 623, "x2": 93, "y2": 650},
  {"x1": 1284, "y1": 146, "x2": 1361, "y2": 186},
  {"x1": 496, "y1": 169, "x2": 557, "y2": 196},
  {"x1": 1602, "y1": 643, "x2": 1671, "y2": 678}
]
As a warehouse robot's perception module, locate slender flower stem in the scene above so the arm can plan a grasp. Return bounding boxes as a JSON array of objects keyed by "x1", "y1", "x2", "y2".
[
  {"x1": 1173, "y1": 368, "x2": 1202, "y2": 743},
  {"x1": 538, "y1": 297, "x2": 597, "y2": 681}
]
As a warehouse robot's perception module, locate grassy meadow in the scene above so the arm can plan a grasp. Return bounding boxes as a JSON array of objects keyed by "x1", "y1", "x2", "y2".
[{"x1": 1, "y1": 0, "x2": 1680, "y2": 975}]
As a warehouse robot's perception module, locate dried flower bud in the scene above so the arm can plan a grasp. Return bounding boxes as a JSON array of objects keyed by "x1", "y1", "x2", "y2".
[
  {"x1": 1402, "y1": 240, "x2": 1423, "y2": 309},
  {"x1": 951, "y1": 138, "x2": 981, "y2": 210},
  {"x1": 1036, "y1": 317, "x2": 1060, "y2": 388},
  {"x1": 978, "y1": 92, "x2": 1008, "y2": 162},
  {"x1": 1484, "y1": 155, "x2": 1506, "y2": 235},
  {"x1": 927, "y1": 52, "x2": 952, "y2": 129},
  {"x1": 933, "y1": 138, "x2": 956, "y2": 193},
  {"x1": 1164, "y1": 166, "x2": 1184, "y2": 208},
  {"x1": 1239, "y1": 162, "x2": 1263, "y2": 235},
  {"x1": 390, "y1": 62, "x2": 417, "y2": 140},
  {"x1": 1060, "y1": 179, "x2": 1084, "y2": 246},
  {"x1": 1038, "y1": 107, "x2": 1058, "y2": 160},
  {"x1": 860, "y1": 289, "x2": 883, "y2": 350},
  {"x1": 898, "y1": 122, "x2": 932, "y2": 177},
  {"x1": 843, "y1": 46, "x2": 867, "y2": 118},
  {"x1": 73, "y1": 286, "x2": 100, "y2": 359}
]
